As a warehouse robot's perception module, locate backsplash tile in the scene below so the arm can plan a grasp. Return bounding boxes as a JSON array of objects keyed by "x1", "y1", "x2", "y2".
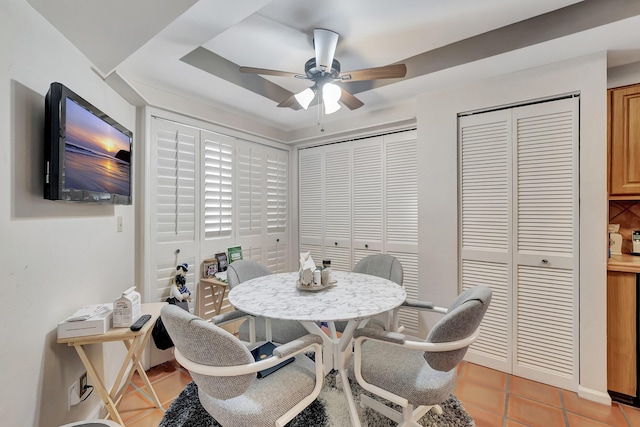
[{"x1": 609, "y1": 201, "x2": 640, "y2": 253}]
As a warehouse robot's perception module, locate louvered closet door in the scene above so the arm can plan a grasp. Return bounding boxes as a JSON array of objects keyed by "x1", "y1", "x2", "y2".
[
  {"x1": 352, "y1": 137, "x2": 384, "y2": 262},
  {"x1": 149, "y1": 118, "x2": 199, "y2": 304},
  {"x1": 385, "y1": 130, "x2": 420, "y2": 333},
  {"x1": 459, "y1": 97, "x2": 578, "y2": 390},
  {"x1": 299, "y1": 147, "x2": 324, "y2": 263},
  {"x1": 459, "y1": 110, "x2": 512, "y2": 371},
  {"x1": 236, "y1": 140, "x2": 265, "y2": 262},
  {"x1": 512, "y1": 98, "x2": 578, "y2": 389},
  {"x1": 265, "y1": 147, "x2": 289, "y2": 272},
  {"x1": 323, "y1": 145, "x2": 352, "y2": 271}
]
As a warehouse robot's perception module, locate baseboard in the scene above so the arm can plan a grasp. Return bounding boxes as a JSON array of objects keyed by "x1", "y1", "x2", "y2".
[{"x1": 578, "y1": 386, "x2": 612, "y2": 405}]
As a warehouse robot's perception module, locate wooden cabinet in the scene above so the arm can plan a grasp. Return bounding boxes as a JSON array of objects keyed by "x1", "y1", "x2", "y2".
[
  {"x1": 609, "y1": 84, "x2": 640, "y2": 197},
  {"x1": 607, "y1": 270, "x2": 637, "y2": 398}
]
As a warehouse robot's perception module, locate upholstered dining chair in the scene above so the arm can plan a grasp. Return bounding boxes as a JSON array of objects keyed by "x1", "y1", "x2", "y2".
[
  {"x1": 220, "y1": 259, "x2": 309, "y2": 344},
  {"x1": 352, "y1": 285, "x2": 492, "y2": 427},
  {"x1": 161, "y1": 304, "x2": 324, "y2": 427},
  {"x1": 352, "y1": 254, "x2": 405, "y2": 330}
]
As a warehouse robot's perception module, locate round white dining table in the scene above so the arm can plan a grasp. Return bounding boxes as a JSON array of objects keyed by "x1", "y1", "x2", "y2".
[{"x1": 228, "y1": 270, "x2": 406, "y2": 427}]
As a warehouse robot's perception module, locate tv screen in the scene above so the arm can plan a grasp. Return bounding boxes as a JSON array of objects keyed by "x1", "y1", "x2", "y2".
[{"x1": 44, "y1": 82, "x2": 132, "y2": 204}]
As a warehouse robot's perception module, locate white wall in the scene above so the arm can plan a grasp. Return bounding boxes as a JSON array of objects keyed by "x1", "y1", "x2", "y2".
[
  {"x1": 417, "y1": 53, "x2": 609, "y2": 402},
  {"x1": 0, "y1": 2, "x2": 137, "y2": 426}
]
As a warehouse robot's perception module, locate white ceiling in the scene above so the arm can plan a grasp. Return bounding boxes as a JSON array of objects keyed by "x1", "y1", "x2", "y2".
[{"x1": 26, "y1": 0, "x2": 640, "y2": 141}]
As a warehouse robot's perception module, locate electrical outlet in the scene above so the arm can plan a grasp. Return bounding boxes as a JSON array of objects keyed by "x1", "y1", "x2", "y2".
[
  {"x1": 117, "y1": 216, "x2": 123, "y2": 232},
  {"x1": 68, "y1": 381, "x2": 79, "y2": 411}
]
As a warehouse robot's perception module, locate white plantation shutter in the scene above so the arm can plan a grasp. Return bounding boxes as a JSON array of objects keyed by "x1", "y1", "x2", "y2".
[
  {"x1": 459, "y1": 97, "x2": 578, "y2": 389},
  {"x1": 236, "y1": 141, "x2": 264, "y2": 237},
  {"x1": 266, "y1": 149, "x2": 288, "y2": 233},
  {"x1": 149, "y1": 117, "x2": 199, "y2": 324},
  {"x1": 202, "y1": 131, "x2": 233, "y2": 239},
  {"x1": 155, "y1": 123, "x2": 197, "y2": 243}
]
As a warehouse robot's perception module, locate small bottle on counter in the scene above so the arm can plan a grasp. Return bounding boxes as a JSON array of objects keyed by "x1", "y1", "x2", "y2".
[
  {"x1": 321, "y1": 259, "x2": 332, "y2": 285},
  {"x1": 314, "y1": 268, "x2": 322, "y2": 286}
]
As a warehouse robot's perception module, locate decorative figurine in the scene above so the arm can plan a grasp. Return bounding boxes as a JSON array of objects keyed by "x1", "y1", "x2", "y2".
[{"x1": 172, "y1": 263, "x2": 192, "y2": 302}]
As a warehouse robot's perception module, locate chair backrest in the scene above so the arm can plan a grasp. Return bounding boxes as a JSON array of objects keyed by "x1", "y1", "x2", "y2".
[
  {"x1": 352, "y1": 254, "x2": 403, "y2": 285},
  {"x1": 424, "y1": 285, "x2": 492, "y2": 372},
  {"x1": 227, "y1": 259, "x2": 273, "y2": 288},
  {"x1": 160, "y1": 304, "x2": 255, "y2": 399}
]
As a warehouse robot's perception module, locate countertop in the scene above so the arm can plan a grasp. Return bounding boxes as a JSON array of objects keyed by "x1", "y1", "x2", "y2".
[{"x1": 608, "y1": 253, "x2": 640, "y2": 273}]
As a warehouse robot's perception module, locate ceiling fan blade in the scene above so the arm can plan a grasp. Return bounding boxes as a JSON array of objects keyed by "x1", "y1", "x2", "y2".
[
  {"x1": 340, "y1": 88, "x2": 364, "y2": 110},
  {"x1": 239, "y1": 66, "x2": 305, "y2": 79},
  {"x1": 277, "y1": 94, "x2": 300, "y2": 109},
  {"x1": 339, "y1": 63, "x2": 407, "y2": 82}
]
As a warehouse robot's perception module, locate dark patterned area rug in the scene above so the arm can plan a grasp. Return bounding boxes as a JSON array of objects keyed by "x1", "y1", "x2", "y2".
[{"x1": 160, "y1": 374, "x2": 475, "y2": 427}]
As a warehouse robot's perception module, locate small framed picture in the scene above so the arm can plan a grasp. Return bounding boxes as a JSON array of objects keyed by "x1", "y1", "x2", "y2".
[
  {"x1": 202, "y1": 258, "x2": 218, "y2": 278},
  {"x1": 215, "y1": 252, "x2": 228, "y2": 272}
]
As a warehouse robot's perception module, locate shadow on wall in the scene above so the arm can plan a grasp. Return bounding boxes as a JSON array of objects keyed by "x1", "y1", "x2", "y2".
[{"x1": 10, "y1": 80, "x2": 113, "y2": 219}]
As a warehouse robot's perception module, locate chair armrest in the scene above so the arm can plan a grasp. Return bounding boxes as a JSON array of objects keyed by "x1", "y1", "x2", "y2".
[
  {"x1": 401, "y1": 298, "x2": 436, "y2": 310},
  {"x1": 209, "y1": 309, "x2": 254, "y2": 325},
  {"x1": 273, "y1": 334, "x2": 323, "y2": 358},
  {"x1": 174, "y1": 340, "x2": 323, "y2": 377},
  {"x1": 353, "y1": 326, "x2": 480, "y2": 353}
]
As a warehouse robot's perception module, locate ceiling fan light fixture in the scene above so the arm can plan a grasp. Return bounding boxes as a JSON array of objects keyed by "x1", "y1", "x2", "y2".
[
  {"x1": 324, "y1": 101, "x2": 341, "y2": 115},
  {"x1": 322, "y1": 82, "x2": 341, "y2": 103},
  {"x1": 295, "y1": 86, "x2": 316, "y2": 109}
]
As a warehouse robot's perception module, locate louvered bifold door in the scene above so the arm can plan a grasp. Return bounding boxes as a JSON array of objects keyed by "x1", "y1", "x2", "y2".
[
  {"x1": 352, "y1": 137, "x2": 384, "y2": 263},
  {"x1": 512, "y1": 98, "x2": 578, "y2": 389},
  {"x1": 459, "y1": 110, "x2": 512, "y2": 372},
  {"x1": 149, "y1": 118, "x2": 198, "y2": 304},
  {"x1": 265, "y1": 147, "x2": 288, "y2": 272},
  {"x1": 323, "y1": 145, "x2": 352, "y2": 271},
  {"x1": 298, "y1": 147, "x2": 324, "y2": 264},
  {"x1": 385, "y1": 130, "x2": 420, "y2": 333}
]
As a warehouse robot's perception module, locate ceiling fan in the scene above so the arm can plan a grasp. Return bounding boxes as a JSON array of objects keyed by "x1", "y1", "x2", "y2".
[{"x1": 239, "y1": 28, "x2": 407, "y2": 114}]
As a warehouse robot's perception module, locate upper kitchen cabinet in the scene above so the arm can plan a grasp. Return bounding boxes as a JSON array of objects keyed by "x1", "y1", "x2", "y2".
[{"x1": 609, "y1": 84, "x2": 640, "y2": 198}]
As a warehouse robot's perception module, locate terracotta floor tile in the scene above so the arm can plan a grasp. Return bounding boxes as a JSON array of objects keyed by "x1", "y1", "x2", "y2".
[
  {"x1": 149, "y1": 371, "x2": 192, "y2": 406},
  {"x1": 463, "y1": 402, "x2": 506, "y2": 427},
  {"x1": 117, "y1": 391, "x2": 157, "y2": 423},
  {"x1": 509, "y1": 375, "x2": 562, "y2": 408},
  {"x1": 507, "y1": 394, "x2": 566, "y2": 427},
  {"x1": 562, "y1": 390, "x2": 629, "y2": 426},
  {"x1": 456, "y1": 379, "x2": 507, "y2": 415},
  {"x1": 621, "y1": 403, "x2": 640, "y2": 427},
  {"x1": 506, "y1": 420, "x2": 531, "y2": 427},
  {"x1": 463, "y1": 363, "x2": 508, "y2": 390},
  {"x1": 567, "y1": 411, "x2": 627, "y2": 427}
]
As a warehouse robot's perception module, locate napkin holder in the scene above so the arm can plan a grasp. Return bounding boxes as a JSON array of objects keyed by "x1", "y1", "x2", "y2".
[{"x1": 298, "y1": 251, "x2": 316, "y2": 286}]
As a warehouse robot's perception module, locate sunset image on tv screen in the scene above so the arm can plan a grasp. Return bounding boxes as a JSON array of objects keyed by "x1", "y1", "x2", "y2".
[{"x1": 64, "y1": 98, "x2": 131, "y2": 196}]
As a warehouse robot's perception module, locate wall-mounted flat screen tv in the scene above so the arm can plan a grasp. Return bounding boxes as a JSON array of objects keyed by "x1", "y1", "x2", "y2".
[{"x1": 44, "y1": 82, "x2": 132, "y2": 204}]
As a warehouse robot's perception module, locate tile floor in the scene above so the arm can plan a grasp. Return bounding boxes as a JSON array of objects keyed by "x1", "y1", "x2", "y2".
[{"x1": 116, "y1": 359, "x2": 640, "y2": 427}]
